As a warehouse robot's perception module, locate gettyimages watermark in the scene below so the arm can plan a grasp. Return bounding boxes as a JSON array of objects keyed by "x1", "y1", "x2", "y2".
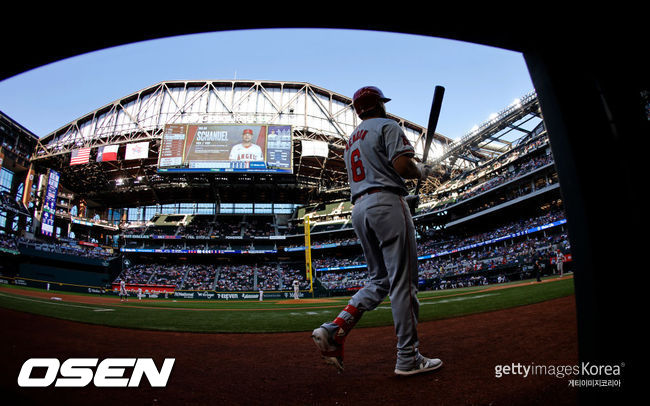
[{"x1": 494, "y1": 362, "x2": 624, "y2": 389}]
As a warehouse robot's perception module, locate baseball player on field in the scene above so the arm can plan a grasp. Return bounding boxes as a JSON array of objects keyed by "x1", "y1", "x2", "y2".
[
  {"x1": 229, "y1": 128, "x2": 264, "y2": 161},
  {"x1": 292, "y1": 279, "x2": 300, "y2": 300},
  {"x1": 311, "y1": 86, "x2": 442, "y2": 376},
  {"x1": 119, "y1": 279, "x2": 128, "y2": 302},
  {"x1": 556, "y1": 249, "x2": 565, "y2": 277}
]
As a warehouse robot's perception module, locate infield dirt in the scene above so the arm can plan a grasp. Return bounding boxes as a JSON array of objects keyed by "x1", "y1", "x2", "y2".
[{"x1": 1, "y1": 294, "x2": 579, "y2": 405}]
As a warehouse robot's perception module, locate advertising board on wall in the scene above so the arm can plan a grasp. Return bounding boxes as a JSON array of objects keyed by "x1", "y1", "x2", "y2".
[{"x1": 40, "y1": 169, "x2": 60, "y2": 237}]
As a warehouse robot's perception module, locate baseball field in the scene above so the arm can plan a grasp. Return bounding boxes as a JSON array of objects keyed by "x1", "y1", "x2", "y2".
[
  {"x1": 0, "y1": 275, "x2": 581, "y2": 405},
  {"x1": 0, "y1": 275, "x2": 574, "y2": 333}
]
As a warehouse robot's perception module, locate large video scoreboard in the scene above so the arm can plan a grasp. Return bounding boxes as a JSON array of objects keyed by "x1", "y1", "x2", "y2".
[{"x1": 157, "y1": 123, "x2": 293, "y2": 173}]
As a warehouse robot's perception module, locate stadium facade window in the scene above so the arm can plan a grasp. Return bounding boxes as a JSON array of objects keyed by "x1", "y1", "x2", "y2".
[
  {"x1": 210, "y1": 202, "x2": 300, "y2": 215},
  {"x1": 122, "y1": 203, "x2": 218, "y2": 219},
  {"x1": 219, "y1": 203, "x2": 234, "y2": 214},
  {"x1": 0, "y1": 168, "x2": 13, "y2": 193},
  {"x1": 234, "y1": 203, "x2": 253, "y2": 214},
  {"x1": 196, "y1": 203, "x2": 214, "y2": 214},
  {"x1": 273, "y1": 203, "x2": 298, "y2": 214},
  {"x1": 145, "y1": 205, "x2": 158, "y2": 218},
  {"x1": 274, "y1": 209, "x2": 293, "y2": 214},
  {"x1": 127, "y1": 207, "x2": 141, "y2": 222},
  {"x1": 179, "y1": 203, "x2": 194, "y2": 214},
  {"x1": 161, "y1": 204, "x2": 177, "y2": 214}
]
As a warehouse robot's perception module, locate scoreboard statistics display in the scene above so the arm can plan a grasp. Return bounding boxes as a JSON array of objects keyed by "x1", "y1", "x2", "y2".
[{"x1": 157, "y1": 123, "x2": 293, "y2": 173}]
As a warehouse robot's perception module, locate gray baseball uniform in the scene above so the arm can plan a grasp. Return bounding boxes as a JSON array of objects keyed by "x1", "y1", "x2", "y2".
[
  {"x1": 342, "y1": 117, "x2": 421, "y2": 370},
  {"x1": 344, "y1": 118, "x2": 414, "y2": 202}
]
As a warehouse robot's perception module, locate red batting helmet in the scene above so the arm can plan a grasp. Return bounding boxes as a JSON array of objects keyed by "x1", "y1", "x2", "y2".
[{"x1": 352, "y1": 86, "x2": 391, "y2": 116}]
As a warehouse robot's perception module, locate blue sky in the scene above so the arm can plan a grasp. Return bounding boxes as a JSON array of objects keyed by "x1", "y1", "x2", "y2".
[{"x1": 0, "y1": 28, "x2": 535, "y2": 140}]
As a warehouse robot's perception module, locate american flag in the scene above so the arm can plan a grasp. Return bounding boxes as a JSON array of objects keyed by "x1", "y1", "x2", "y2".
[{"x1": 70, "y1": 147, "x2": 91, "y2": 165}]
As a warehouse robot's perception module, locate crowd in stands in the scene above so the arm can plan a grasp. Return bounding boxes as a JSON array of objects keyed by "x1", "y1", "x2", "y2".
[
  {"x1": 311, "y1": 208, "x2": 570, "y2": 290},
  {"x1": 145, "y1": 225, "x2": 177, "y2": 236},
  {"x1": 183, "y1": 264, "x2": 218, "y2": 290},
  {"x1": 284, "y1": 236, "x2": 359, "y2": 250},
  {"x1": 306, "y1": 208, "x2": 565, "y2": 269},
  {"x1": 124, "y1": 216, "x2": 278, "y2": 240},
  {"x1": 0, "y1": 233, "x2": 18, "y2": 251},
  {"x1": 286, "y1": 207, "x2": 561, "y2": 256},
  {"x1": 117, "y1": 264, "x2": 158, "y2": 285},
  {"x1": 313, "y1": 254, "x2": 366, "y2": 270},
  {"x1": 114, "y1": 261, "x2": 309, "y2": 292},
  {"x1": 436, "y1": 275, "x2": 490, "y2": 290},
  {"x1": 126, "y1": 209, "x2": 568, "y2": 292},
  {"x1": 213, "y1": 217, "x2": 244, "y2": 238},
  {"x1": 243, "y1": 217, "x2": 275, "y2": 238},
  {"x1": 149, "y1": 266, "x2": 185, "y2": 287},
  {"x1": 318, "y1": 269, "x2": 368, "y2": 290},
  {"x1": 416, "y1": 209, "x2": 565, "y2": 256},
  {"x1": 317, "y1": 226, "x2": 568, "y2": 291},
  {"x1": 279, "y1": 265, "x2": 310, "y2": 290},
  {"x1": 417, "y1": 231, "x2": 568, "y2": 280},
  {"x1": 15, "y1": 236, "x2": 115, "y2": 259},
  {"x1": 419, "y1": 135, "x2": 553, "y2": 212},
  {"x1": 178, "y1": 217, "x2": 213, "y2": 237},
  {"x1": 215, "y1": 264, "x2": 255, "y2": 291},
  {"x1": 214, "y1": 263, "x2": 308, "y2": 291}
]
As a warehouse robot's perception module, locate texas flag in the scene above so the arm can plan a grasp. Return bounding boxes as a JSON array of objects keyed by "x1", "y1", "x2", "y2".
[{"x1": 96, "y1": 144, "x2": 119, "y2": 162}]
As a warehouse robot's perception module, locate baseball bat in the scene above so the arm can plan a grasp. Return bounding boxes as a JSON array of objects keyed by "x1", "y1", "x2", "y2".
[{"x1": 414, "y1": 85, "x2": 445, "y2": 197}]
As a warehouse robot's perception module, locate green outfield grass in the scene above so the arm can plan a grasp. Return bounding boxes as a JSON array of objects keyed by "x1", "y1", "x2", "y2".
[{"x1": 0, "y1": 276, "x2": 574, "y2": 333}]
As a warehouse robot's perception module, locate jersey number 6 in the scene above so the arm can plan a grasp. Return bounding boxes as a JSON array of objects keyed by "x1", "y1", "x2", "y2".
[{"x1": 350, "y1": 148, "x2": 366, "y2": 182}]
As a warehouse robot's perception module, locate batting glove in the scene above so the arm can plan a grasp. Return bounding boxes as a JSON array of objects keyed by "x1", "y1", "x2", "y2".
[
  {"x1": 416, "y1": 162, "x2": 433, "y2": 180},
  {"x1": 405, "y1": 195, "x2": 420, "y2": 216}
]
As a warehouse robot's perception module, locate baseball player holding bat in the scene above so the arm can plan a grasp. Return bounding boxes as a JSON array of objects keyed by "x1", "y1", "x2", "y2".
[{"x1": 312, "y1": 86, "x2": 443, "y2": 375}]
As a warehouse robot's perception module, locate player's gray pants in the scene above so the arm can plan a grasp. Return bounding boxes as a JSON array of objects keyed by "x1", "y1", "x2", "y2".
[{"x1": 348, "y1": 191, "x2": 420, "y2": 369}]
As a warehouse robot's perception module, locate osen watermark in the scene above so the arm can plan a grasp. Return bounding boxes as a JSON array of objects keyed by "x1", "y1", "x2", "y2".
[{"x1": 17, "y1": 358, "x2": 175, "y2": 388}]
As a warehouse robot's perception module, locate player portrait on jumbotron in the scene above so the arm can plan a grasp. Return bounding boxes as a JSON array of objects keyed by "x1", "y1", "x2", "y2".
[
  {"x1": 229, "y1": 128, "x2": 264, "y2": 162},
  {"x1": 177, "y1": 124, "x2": 268, "y2": 170}
]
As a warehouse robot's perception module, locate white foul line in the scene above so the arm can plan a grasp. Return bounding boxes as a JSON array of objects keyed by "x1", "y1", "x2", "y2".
[{"x1": 377, "y1": 293, "x2": 499, "y2": 309}]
